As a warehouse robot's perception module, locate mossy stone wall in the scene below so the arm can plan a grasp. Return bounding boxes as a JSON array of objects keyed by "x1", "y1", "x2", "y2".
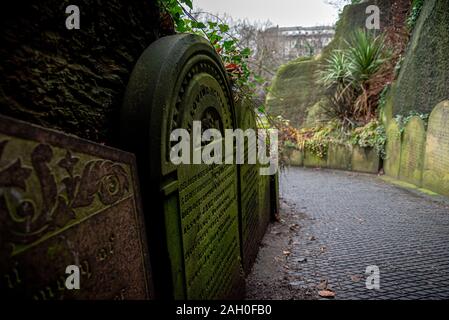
[
  {"x1": 392, "y1": 0, "x2": 449, "y2": 117},
  {"x1": 0, "y1": 0, "x2": 164, "y2": 146}
]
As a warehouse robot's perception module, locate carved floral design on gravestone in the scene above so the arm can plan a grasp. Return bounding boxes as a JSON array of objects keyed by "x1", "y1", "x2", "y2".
[{"x1": 0, "y1": 139, "x2": 130, "y2": 258}]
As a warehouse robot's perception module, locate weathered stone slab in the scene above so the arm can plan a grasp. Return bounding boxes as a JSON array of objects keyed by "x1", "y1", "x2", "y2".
[
  {"x1": 384, "y1": 120, "x2": 402, "y2": 178},
  {"x1": 235, "y1": 101, "x2": 266, "y2": 274},
  {"x1": 327, "y1": 143, "x2": 352, "y2": 170},
  {"x1": 289, "y1": 149, "x2": 304, "y2": 167},
  {"x1": 0, "y1": 116, "x2": 153, "y2": 300},
  {"x1": 399, "y1": 117, "x2": 426, "y2": 186},
  {"x1": 121, "y1": 34, "x2": 245, "y2": 299},
  {"x1": 423, "y1": 101, "x2": 449, "y2": 197},
  {"x1": 304, "y1": 147, "x2": 328, "y2": 168},
  {"x1": 351, "y1": 146, "x2": 380, "y2": 173}
]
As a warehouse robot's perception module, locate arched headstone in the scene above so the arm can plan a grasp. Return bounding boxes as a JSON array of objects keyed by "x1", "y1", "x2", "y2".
[
  {"x1": 120, "y1": 34, "x2": 244, "y2": 299},
  {"x1": 384, "y1": 120, "x2": 401, "y2": 178},
  {"x1": 423, "y1": 101, "x2": 449, "y2": 197},
  {"x1": 399, "y1": 117, "x2": 426, "y2": 186}
]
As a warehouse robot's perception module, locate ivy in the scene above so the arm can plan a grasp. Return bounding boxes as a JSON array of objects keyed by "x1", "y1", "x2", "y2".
[
  {"x1": 349, "y1": 120, "x2": 386, "y2": 159},
  {"x1": 407, "y1": 0, "x2": 424, "y2": 31},
  {"x1": 158, "y1": 0, "x2": 257, "y2": 95},
  {"x1": 394, "y1": 111, "x2": 429, "y2": 134}
]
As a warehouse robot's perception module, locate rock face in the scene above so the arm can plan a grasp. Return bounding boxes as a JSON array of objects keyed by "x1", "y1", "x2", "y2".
[
  {"x1": 266, "y1": 0, "x2": 405, "y2": 128},
  {"x1": 265, "y1": 57, "x2": 323, "y2": 127},
  {"x1": 392, "y1": 0, "x2": 449, "y2": 116},
  {"x1": 0, "y1": 0, "x2": 165, "y2": 146}
]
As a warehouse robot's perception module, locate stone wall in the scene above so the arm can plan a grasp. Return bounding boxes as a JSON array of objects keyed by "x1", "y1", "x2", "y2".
[
  {"x1": 288, "y1": 143, "x2": 380, "y2": 174},
  {"x1": 391, "y1": 0, "x2": 449, "y2": 117},
  {"x1": 384, "y1": 101, "x2": 449, "y2": 198},
  {"x1": 0, "y1": 1, "x2": 279, "y2": 300},
  {"x1": 0, "y1": 0, "x2": 166, "y2": 146},
  {"x1": 266, "y1": 0, "x2": 403, "y2": 128}
]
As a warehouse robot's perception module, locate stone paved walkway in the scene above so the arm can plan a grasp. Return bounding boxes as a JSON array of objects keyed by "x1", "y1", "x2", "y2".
[{"x1": 248, "y1": 168, "x2": 449, "y2": 300}]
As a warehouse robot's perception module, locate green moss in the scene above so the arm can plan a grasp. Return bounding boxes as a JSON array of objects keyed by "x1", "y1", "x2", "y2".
[
  {"x1": 304, "y1": 147, "x2": 328, "y2": 168},
  {"x1": 399, "y1": 116, "x2": 426, "y2": 187},
  {"x1": 392, "y1": 0, "x2": 449, "y2": 117},
  {"x1": 289, "y1": 149, "x2": 304, "y2": 167},
  {"x1": 327, "y1": 143, "x2": 352, "y2": 170},
  {"x1": 381, "y1": 175, "x2": 440, "y2": 196},
  {"x1": 305, "y1": 99, "x2": 330, "y2": 127},
  {"x1": 351, "y1": 146, "x2": 380, "y2": 173},
  {"x1": 266, "y1": 58, "x2": 323, "y2": 127},
  {"x1": 266, "y1": 0, "x2": 395, "y2": 128},
  {"x1": 384, "y1": 120, "x2": 401, "y2": 178},
  {"x1": 422, "y1": 101, "x2": 449, "y2": 197}
]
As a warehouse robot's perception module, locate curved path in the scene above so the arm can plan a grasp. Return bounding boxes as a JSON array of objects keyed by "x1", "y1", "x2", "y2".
[{"x1": 246, "y1": 168, "x2": 449, "y2": 300}]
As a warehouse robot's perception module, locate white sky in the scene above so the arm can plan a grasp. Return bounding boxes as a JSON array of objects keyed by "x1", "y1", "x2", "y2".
[{"x1": 193, "y1": 0, "x2": 340, "y2": 27}]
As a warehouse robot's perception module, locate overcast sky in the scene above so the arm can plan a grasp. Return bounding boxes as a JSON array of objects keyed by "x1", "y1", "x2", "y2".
[{"x1": 193, "y1": 0, "x2": 340, "y2": 27}]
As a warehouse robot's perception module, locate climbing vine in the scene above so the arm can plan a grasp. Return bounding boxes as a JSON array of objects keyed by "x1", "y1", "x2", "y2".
[
  {"x1": 407, "y1": 0, "x2": 424, "y2": 31},
  {"x1": 394, "y1": 111, "x2": 429, "y2": 134},
  {"x1": 349, "y1": 120, "x2": 386, "y2": 159},
  {"x1": 158, "y1": 0, "x2": 258, "y2": 93}
]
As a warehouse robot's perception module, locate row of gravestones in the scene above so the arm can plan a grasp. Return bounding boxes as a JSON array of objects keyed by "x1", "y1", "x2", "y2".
[
  {"x1": 288, "y1": 144, "x2": 380, "y2": 174},
  {"x1": 384, "y1": 100, "x2": 449, "y2": 197},
  {"x1": 0, "y1": 34, "x2": 278, "y2": 300}
]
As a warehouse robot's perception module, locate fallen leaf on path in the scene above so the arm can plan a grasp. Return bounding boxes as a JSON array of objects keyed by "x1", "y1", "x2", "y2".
[
  {"x1": 318, "y1": 289, "x2": 335, "y2": 298},
  {"x1": 289, "y1": 224, "x2": 299, "y2": 231},
  {"x1": 350, "y1": 275, "x2": 362, "y2": 282}
]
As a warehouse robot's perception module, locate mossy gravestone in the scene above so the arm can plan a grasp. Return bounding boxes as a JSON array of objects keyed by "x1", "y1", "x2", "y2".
[
  {"x1": 235, "y1": 101, "x2": 265, "y2": 273},
  {"x1": 121, "y1": 34, "x2": 244, "y2": 299},
  {"x1": 351, "y1": 146, "x2": 380, "y2": 174},
  {"x1": 423, "y1": 101, "x2": 449, "y2": 197},
  {"x1": 327, "y1": 143, "x2": 352, "y2": 170},
  {"x1": 384, "y1": 121, "x2": 401, "y2": 179},
  {"x1": 399, "y1": 117, "x2": 426, "y2": 187},
  {"x1": 0, "y1": 116, "x2": 153, "y2": 299}
]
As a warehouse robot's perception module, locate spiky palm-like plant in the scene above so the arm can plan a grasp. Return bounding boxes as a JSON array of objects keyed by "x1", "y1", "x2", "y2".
[
  {"x1": 319, "y1": 29, "x2": 388, "y2": 125},
  {"x1": 346, "y1": 29, "x2": 386, "y2": 83}
]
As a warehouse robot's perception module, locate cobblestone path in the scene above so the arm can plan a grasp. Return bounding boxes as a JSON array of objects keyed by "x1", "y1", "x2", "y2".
[{"x1": 246, "y1": 168, "x2": 449, "y2": 300}]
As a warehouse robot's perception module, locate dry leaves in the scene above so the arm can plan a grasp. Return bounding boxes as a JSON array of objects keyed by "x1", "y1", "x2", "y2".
[
  {"x1": 350, "y1": 274, "x2": 362, "y2": 282},
  {"x1": 318, "y1": 289, "x2": 336, "y2": 298}
]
